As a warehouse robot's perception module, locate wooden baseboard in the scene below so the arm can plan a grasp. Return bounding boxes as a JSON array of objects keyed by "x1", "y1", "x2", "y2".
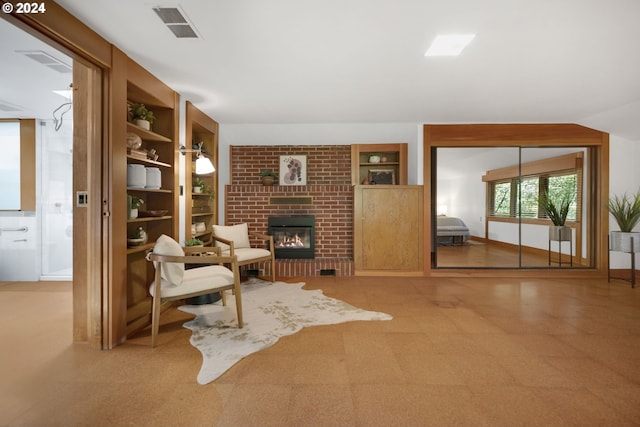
[{"x1": 608, "y1": 269, "x2": 640, "y2": 282}]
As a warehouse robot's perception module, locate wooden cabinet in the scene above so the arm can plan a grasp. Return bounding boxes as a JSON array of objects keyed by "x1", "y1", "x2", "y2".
[
  {"x1": 118, "y1": 55, "x2": 179, "y2": 338},
  {"x1": 353, "y1": 185, "x2": 424, "y2": 275},
  {"x1": 184, "y1": 101, "x2": 218, "y2": 243},
  {"x1": 351, "y1": 143, "x2": 408, "y2": 185}
]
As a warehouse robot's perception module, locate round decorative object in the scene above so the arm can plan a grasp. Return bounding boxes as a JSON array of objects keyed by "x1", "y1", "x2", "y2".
[
  {"x1": 369, "y1": 155, "x2": 381, "y2": 163},
  {"x1": 126, "y1": 132, "x2": 142, "y2": 149}
]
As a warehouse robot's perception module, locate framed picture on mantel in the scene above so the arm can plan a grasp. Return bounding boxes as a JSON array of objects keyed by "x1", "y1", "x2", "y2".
[{"x1": 280, "y1": 155, "x2": 307, "y2": 185}]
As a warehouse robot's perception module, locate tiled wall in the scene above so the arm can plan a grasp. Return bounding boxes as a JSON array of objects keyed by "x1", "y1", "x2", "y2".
[{"x1": 226, "y1": 145, "x2": 354, "y2": 276}]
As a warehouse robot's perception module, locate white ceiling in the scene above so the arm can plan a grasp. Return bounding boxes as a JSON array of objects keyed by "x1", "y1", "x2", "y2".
[
  {"x1": 0, "y1": 19, "x2": 72, "y2": 120},
  {"x1": 4, "y1": 0, "x2": 640, "y2": 140}
]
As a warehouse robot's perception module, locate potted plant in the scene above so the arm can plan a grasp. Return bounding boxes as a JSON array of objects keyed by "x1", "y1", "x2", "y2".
[
  {"x1": 259, "y1": 169, "x2": 277, "y2": 186},
  {"x1": 130, "y1": 103, "x2": 155, "y2": 130},
  {"x1": 539, "y1": 188, "x2": 574, "y2": 241},
  {"x1": 127, "y1": 195, "x2": 144, "y2": 219},
  {"x1": 193, "y1": 176, "x2": 205, "y2": 194},
  {"x1": 185, "y1": 238, "x2": 204, "y2": 247},
  {"x1": 127, "y1": 226, "x2": 147, "y2": 247},
  {"x1": 609, "y1": 190, "x2": 640, "y2": 252}
]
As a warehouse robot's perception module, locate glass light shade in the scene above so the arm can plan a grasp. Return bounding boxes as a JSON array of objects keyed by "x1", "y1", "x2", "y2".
[{"x1": 195, "y1": 155, "x2": 215, "y2": 175}]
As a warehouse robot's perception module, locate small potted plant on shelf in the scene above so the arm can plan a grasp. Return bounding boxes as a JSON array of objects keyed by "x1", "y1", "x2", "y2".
[
  {"x1": 609, "y1": 190, "x2": 640, "y2": 252},
  {"x1": 130, "y1": 103, "x2": 155, "y2": 130},
  {"x1": 127, "y1": 195, "x2": 144, "y2": 219},
  {"x1": 193, "y1": 176, "x2": 205, "y2": 194},
  {"x1": 539, "y1": 188, "x2": 574, "y2": 241},
  {"x1": 127, "y1": 227, "x2": 147, "y2": 247},
  {"x1": 185, "y1": 238, "x2": 204, "y2": 247},
  {"x1": 259, "y1": 169, "x2": 277, "y2": 186}
]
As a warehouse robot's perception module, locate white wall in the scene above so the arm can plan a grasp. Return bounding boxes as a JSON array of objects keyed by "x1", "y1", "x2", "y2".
[{"x1": 213, "y1": 124, "x2": 638, "y2": 270}]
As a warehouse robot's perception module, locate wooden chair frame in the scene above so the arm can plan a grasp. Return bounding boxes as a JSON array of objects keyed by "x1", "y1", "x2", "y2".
[
  {"x1": 146, "y1": 246, "x2": 242, "y2": 347},
  {"x1": 212, "y1": 231, "x2": 276, "y2": 282}
]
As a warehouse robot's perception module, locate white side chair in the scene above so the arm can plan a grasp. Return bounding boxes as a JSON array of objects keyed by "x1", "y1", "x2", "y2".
[
  {"x1": 212, "y1": 223, "x2": 276, "y2": 282},
  {"x1": 146, "y1": 234, "x2": 243, "y2": 347}
]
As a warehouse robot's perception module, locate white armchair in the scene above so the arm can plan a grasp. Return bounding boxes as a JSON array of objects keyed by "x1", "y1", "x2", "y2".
[
  {"x1": 212, "y1": 223, "x2": 276, "y2": 282},
  {"x1": 146, "y1": 234, "x2": 243, "y2": 347}
]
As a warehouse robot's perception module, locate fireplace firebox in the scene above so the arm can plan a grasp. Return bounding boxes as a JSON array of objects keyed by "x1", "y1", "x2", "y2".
[{"x1": 268, "y1": 216, "x2": 315, "y2": 259}]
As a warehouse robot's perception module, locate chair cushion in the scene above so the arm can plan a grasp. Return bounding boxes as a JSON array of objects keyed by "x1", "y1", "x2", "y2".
[
  {"x1": 153, "y1": 234, "x2": 185, "y2": 286},
  {"x1": 212, "y1": 223, "x2": 251, "y2": 251},
  {"x1": 221, "y1": 247, "x2": 271, "y2": 262},
  {"x1": 149, "y1": 265, "x2": 234, "y2": 298}
]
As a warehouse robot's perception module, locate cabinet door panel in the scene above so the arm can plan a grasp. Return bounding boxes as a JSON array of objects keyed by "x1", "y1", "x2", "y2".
[{"x1": 358, "y1": 186, "x2": 423, "y2": 271}]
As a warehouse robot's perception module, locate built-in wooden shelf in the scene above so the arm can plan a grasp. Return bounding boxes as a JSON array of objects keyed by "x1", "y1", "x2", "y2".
[
  {"x1": 126, "y1": 122, "x2": 172, "y2": 143},
  {"x1": 127, "y1": 216, "x2": 172, "y2": 224},
  {"x1": 126, "y1": 155, "x2": 171, "y2": 168},
  {"x1": 126, "y1": 187, "x2": 172, "y2": 193}
]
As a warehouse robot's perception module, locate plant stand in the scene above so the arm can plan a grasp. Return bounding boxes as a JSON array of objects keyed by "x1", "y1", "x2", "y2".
[
  {"x1": 549, "y1": 227, "x2": 572, "y2": 267},
  {"x1": 608, "y1": 234, "x2": 637, "y2": 288}
]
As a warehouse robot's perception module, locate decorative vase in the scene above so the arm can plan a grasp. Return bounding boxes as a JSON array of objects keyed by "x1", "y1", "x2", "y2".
[
  {"x1": 129, "y1": 208, "x2": 138, "y2": 219},
  {"x1": 549, "y1": 225, "x2": 571, "y2": 241},
  {"x1": 193, "y1": 186, "x2": 202, "y2": 193},
  {"x1": 369, "y1": 155, "x2": 381, "y2": 163},
  {"x1": 134, "y1": 119, "x2": 150, "y2": 130},
  {"x1": 127, "y1": 164, "x2": 146, "y2": 188},
  {"x1": 610, "y1": 231, "x2": 640, "y2": 252}
]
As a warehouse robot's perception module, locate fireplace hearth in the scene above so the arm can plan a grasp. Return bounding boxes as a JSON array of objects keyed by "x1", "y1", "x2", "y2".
[{"x1": 268, "y1": 216, "x2": 315, "y2": 259}]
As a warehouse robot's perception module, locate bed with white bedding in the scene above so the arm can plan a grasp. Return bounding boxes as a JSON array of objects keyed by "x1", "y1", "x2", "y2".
[{"x1": 437, "y1": 216, "x2": 471, "y2": 245}]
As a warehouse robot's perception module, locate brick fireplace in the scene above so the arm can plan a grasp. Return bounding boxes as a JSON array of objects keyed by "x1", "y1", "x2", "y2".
[{"x1": 225, "y1": 145, "x2": 354, "y2": 277}]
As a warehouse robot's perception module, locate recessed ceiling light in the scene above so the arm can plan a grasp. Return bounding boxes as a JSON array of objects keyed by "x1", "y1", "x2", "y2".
[{"x1": 425, "y1": 34, "x2": 476, "y2": 57}]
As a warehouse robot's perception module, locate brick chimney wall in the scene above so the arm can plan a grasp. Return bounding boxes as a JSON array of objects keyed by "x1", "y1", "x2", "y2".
[{"x1": 225, "y1": 146, "x2": 354, "y2": 275}]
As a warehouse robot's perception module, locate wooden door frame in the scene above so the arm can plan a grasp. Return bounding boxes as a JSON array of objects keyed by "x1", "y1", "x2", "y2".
[
  {"x1": 423, "y1": 123, "x2": 610, "y2": 278},
  {"x1": 3, "y1": 4, "x2": 113, "y2": 348}
]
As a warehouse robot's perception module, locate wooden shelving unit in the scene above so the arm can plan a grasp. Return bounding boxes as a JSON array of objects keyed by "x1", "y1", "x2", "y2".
[
  {"x1": 116, "y1": 54, "x2": 179, "y2": 339},
  {"x1": 184, "y1": 101, "x2": 218, "y2": 244},
  {"x1": 351, "y1": 143, "x2": 408, "y2": 185}
]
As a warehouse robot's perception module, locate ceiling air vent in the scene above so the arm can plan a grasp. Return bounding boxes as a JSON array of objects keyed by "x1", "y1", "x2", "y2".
[
  {"x1": 153, "y1": 7, "x2": 199, "y2": 38},
  {"x1": 16, "y1": 50, "x2": 72, "y2": 73}
]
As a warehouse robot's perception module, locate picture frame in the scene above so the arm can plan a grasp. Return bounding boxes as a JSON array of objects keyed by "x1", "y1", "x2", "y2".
[
  {"x1": 280, "y1": 155, "x2": 307, "y2": 185},
  {"x1": 368, "y1": 169, "x2": 396, "y2": 185}
]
